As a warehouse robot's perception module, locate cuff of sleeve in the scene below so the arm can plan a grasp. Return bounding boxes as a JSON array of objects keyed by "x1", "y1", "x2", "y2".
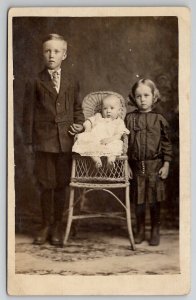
[
  {"x1": 73, "y1": 121, "x2": 84, "y2": 125},
  {"x1": 163, "y1": 155, "x2": 172, "y2": 162}
]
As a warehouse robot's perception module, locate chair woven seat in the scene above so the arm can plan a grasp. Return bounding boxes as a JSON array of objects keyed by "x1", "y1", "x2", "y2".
[{"x1": 73, "y1": 155, "x2": 128, "y2": 182}]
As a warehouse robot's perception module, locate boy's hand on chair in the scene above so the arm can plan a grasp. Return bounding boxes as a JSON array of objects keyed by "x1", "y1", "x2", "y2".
[
  {"x1": 69, "y1": 124, "x2": 83, "y2": 135},
  {"x1": 159, "y1": 162, "x2": 169, "y2": 179}
]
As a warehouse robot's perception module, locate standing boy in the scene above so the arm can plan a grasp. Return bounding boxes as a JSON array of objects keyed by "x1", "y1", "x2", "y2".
[{"x1": 23, "y1": 33, "x2": 84, "y2": 246}]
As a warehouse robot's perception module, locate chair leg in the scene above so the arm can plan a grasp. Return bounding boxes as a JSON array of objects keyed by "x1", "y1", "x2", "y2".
[
  {"x1": 63, "y1": 187, "x2": 75, "y2": 246},
  {"x1": 125, "y1": 186, "x2": 136, "y2": 250}
]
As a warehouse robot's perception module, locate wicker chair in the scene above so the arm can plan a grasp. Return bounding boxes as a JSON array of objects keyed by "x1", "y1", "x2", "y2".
[{"x1": 63, "y1": 91, "x2": 135, "y2": 250}]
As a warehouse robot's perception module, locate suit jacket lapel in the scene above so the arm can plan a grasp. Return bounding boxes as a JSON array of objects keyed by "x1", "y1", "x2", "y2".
[{"x1": 39, "y1": 68, "x2": 57, "y2": 96}]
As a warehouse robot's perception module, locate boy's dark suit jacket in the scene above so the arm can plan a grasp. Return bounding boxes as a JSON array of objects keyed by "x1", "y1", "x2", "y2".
[{"x1": 23, "y1": 68, "x2": 84, "y2": 153}]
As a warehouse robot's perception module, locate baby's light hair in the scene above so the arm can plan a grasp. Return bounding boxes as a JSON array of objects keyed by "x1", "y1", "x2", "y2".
[
  {"x1": 131, "y1": 78, "x2": 161, "y2": 105},
  {"x1": 103, "y1": 94, "x2": 122, "y2": 107},
  {"x1": 102, "y1": 94, "x2": 123, "y2": 118},
  {"x1": 42, "y1": 33, "x2": 67, "y2": 50}
]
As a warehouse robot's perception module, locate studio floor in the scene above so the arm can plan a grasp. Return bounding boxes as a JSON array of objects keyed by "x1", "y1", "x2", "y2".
[{"x1": 15, "y1": 222, "x2": 180, "y2": 276}]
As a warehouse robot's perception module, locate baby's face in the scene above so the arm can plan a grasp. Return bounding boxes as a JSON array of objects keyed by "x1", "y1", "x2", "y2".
[
  {"x1": 102, "y1": 97, "x2": 121, "y2": 120},
  {"x1": 43, "y1": 39, "x2": 67, "y2": 71}
]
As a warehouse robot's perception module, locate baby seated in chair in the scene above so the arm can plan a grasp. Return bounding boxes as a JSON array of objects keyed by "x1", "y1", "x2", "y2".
[{"x1": 72, "y1": 94, "x2": 129, "y2": 169}]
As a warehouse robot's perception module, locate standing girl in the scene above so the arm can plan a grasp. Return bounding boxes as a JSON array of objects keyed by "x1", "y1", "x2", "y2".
[{"x1": 125, "y1": 79, "x2": 172, "y2": 246}]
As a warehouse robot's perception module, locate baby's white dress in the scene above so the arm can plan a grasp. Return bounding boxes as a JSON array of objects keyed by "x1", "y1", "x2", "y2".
[{"x1": 72, "y1": 113, "x2": 129, "y2": 157}]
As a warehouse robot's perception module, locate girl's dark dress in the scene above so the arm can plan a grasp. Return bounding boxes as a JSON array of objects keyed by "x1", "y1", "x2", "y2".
[{"x1": 125, "y1": 110, "x2": 172, "y2": 204}]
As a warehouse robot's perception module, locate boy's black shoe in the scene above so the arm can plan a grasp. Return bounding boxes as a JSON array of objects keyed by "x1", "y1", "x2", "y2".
[
  {"x1": 33, "y1": 225, "x2": 50, "y2": 245},
  {"x1": 50, "y1": 222, "x2": 63, "y2": 246},
  {"x1": 34, "y1": 190, "x2": 53, "y2": 245},
  {"x1": 149, "y1": 225, "x2": 160, "y2": 246}
]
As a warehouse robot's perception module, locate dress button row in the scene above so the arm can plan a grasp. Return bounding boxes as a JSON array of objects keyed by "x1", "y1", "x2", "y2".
[{"x1": 141, "y1": 161, "x2": 145, "y2": 174}]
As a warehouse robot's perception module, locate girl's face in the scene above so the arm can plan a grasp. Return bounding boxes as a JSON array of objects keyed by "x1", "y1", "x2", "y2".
[
  {"x1": 102, "y1": 97, "x2": 121, "y2": 120},
  {"x1": 134, "y1": 84, "x2": 154, "y2": 112}
]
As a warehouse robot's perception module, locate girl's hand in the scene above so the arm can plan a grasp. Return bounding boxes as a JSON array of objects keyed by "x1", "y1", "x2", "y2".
[
  {"x1": 100, "y1": 138, "x2": 112, "y2": 145},
  {"x1": 128, "y1": 164, "x2": 133, "y2": 179},
  {"x1": 159, "y1": 161, "x2": 170, "y2": 179}
]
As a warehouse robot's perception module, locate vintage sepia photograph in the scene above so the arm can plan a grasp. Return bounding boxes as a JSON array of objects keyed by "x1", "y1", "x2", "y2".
[{"x1": 7, "y1": 7, "x2": 190, "y2": 295}]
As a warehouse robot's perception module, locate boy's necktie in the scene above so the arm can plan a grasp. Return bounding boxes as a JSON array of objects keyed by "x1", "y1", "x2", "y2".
[{"x1": 51, "y1": 71, "x2": 60, "y2": 92}]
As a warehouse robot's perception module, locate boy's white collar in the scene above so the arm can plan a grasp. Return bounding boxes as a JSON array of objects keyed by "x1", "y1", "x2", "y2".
[{"x1": 48, "y1": 68, "x2": 61, "y2": 76}]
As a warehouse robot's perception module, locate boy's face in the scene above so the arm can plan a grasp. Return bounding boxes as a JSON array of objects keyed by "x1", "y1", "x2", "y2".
[
  {"x1": 134, "y1": 84, "x2": 154, "y2": 112},
  {"x1": 102, "y1": 96, "x2": 121, "y2": 120},
  {"x1": 43, "y1": 40, "x2": 67, "y2": 70}
]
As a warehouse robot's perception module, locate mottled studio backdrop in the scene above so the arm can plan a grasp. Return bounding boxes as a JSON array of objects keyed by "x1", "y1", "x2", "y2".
[{"x1": 13, "y1": 17, "x2": 179, "y2": 232}]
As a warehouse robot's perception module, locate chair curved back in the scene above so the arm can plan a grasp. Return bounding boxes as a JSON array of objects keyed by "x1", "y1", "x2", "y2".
[{"x1": 82, "y1": 91, "x2": 126, "y2": 120}]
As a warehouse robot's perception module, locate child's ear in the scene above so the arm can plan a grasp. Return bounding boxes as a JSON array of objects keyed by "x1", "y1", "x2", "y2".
[
  {"x1": 127, "y1": 94, "x2": 136, "y2": 106},
  {"x1": 62, "y1": 51, "x2": 67, "y2": 60},
  {"x1": 118, "y1": 107, "x2": 123, "y2": 118},
  {"x1": 153, "y1": 95, "x2": 161, "y2": 105},
  {"x1": 153, "y1": 88, "x2": 161, "y2": 105}
]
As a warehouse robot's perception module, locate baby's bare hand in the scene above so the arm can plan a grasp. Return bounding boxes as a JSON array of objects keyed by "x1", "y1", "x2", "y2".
[
  {"x1": 100, "y1": 138, "x2": 111, "y2": 145},
  {"x1": 84, "y1": 127, "x2": 91, "y2": 132}
]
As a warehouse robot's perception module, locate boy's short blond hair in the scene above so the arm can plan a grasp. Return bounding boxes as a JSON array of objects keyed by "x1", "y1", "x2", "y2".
[{"x1": 42, "y1": 33, "x2": 67, "y2": 50}]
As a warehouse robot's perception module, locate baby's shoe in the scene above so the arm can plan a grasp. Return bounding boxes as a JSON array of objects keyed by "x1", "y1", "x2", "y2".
[
  {"x1": 107, "y1": 156, "x2": 115, "y2": 169},
  {"x1": 92, "y1": 157, "x2": 102, "y2": 170}
]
